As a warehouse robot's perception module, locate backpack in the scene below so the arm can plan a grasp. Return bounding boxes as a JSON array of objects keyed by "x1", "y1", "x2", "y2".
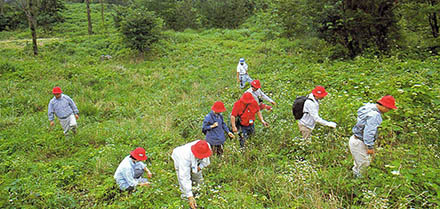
[{"x1": 292, "y1": 96, "x2": 313, "y2": 120}]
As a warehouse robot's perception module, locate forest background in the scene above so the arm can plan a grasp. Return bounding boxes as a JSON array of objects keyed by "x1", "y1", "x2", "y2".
[{"x1": 0, "y1": 0, "x2": 439, "y2": 208}]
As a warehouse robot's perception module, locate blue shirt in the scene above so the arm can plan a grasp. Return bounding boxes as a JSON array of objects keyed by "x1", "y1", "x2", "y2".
[
  {"x1": 202, "y1": 111, "x2": 230, "y2": 145},
  {"x1": 48, "y1": 94, "x2": 79, "y2": 121},
  {"x1": 352, "y1": 103, "x2": 383, "y2": 149}
]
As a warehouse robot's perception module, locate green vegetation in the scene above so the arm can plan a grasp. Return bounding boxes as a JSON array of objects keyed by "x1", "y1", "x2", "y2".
[{"x1": 0, "y1": 2, "x2": 439, "y2": 208}]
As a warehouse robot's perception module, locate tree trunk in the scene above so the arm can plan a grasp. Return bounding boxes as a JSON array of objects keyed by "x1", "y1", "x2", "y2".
[
  {"x1": 86, "y1": 0, "x2": 93, "y2": 35},
  {"x1": 428, "y1": 0, "x2": 439, "y2": 38},
  {"x1": 100, "y1": 0, "x2": 106, "y2": 32},
  {"x1": 25, "y1": 0, "x2": 38, "y2": 55}
]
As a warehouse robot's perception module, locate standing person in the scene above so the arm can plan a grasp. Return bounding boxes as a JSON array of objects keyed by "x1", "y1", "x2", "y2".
[
  {"x1": 349, "y1": 95, "x2": 397, "y2": 178},
  {"x1": 298, "y1": 86, "x2": 337, "y2": 139},
  {"x1": 202, "y1": 101, "x2": 235, "y2": 156},
  {"x1": 231, "y1": 92, "x2": 269, "y2": 148},
  {"x1": 48, "y1": 86, "x2": 79, "y2": 136},
  {"x1": 246, "y1": 79, "x2": 276, "y2": 111},
  {"x1": 236, "y1": 58, "x2": 253, "y2": 89},
  {"x1": 172, "y1": 140, "x2": 212, "y2": 209},
  {"x1": 114, "y1": 147, "x2": 153, "y2": 191}
]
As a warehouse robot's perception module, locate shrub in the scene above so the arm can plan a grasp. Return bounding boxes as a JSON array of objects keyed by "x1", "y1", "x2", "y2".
[{"x1": 113, "y1": 6, "x2": 163, "y2": 52}]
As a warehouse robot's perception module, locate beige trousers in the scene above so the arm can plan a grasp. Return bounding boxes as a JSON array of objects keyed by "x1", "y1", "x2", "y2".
[
  {"x1": 59, "y1": 114, "x2": 77, "y2": 135},
  {"x1": 298, "y1": 122, "x2": 312, "y2": 139},
  {"x1": 349, "y1": 135, "x2": 371, "y2": 176}
]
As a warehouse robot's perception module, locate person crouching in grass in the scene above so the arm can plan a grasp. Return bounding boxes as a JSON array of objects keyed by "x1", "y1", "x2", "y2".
[{"x1": 114, "y1": 147, "x2": 153, "y2": 191}]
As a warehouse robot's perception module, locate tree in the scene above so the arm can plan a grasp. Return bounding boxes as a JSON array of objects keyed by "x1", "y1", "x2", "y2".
[
  {"x1": 86, "y1": 0, "x2": 93, "y2": 34},
  {"x1": 16, "y1": 0, "x2": 38, "y2": 55},
  {"x1": 197, "y1": 0, "x2": 255, "y2": 28},
  {"x1": 114, "y1": 6, "x2": 163, "y2": 53},
  {"x1": 316, "y1": 0, "x2": 400, "y2": 57}
]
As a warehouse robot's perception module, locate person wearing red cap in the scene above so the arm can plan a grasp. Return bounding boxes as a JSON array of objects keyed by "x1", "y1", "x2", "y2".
[
  {"x1": 246, "y1": 79, "x2": 276, "y2": 111},
  {"x1": 349, "y1": 95, "x2": 397, "y2": 178},
  {"x1": 114, "y1": 147, "x2": 153, "y2": 191},
  {"x1": 171, "y1": 140, "x2": 212, "y2": 209},
  {"x1": 231, "y1": 92, "x2": 269, "y2": 148},
  {"x1": 202, "y1": 101, "x2": 235, "y2": 156},
  {"x1": 48, "y1": 86, "x2": 80, "y2": 136},
  {"x1": 298, "y1": 86, "x2": 337, "y2": 139}
]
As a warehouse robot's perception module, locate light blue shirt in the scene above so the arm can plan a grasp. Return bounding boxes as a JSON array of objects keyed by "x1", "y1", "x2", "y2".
[
  {"x1": 48, "y1": 94, "x2": 79, "y2": 121},
  {"x1": 114, "y1": 156, "x2": 146, "y2": 190},
  {"x1": 352, "y1": 103, "x2": 383, "y2": 149}
]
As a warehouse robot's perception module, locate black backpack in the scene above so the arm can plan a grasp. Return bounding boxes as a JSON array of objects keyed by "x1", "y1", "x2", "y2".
[{"x1": 292, "y1": 96, "x2": 313, "y2": 120}]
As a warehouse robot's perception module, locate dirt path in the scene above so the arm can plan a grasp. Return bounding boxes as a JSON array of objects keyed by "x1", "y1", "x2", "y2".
[{"x1": 0, "y1": 37, "x2": 62, "y2": 49}]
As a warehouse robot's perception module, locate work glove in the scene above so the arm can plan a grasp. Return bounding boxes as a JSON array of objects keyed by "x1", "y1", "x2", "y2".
[{"x1": 328, "y1": 122, "x2": 337, "y2": 128}]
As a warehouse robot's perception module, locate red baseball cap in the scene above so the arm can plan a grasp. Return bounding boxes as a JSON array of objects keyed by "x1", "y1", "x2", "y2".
[
  {"x1": 52, "y1": 86, "x2": 63, "y2": 94},
  {"x1": 191, "y1": 140, "x2": 212, "y2": 159},
  {"x1": 377, "y1": 95, "x2": 397, "y2": 109},
  {"x1": 241, "y1": 92, "x2": 255, "y2": 104},
  {"x1": 251, "y1": 80, "x2": 261, "y2": 89},
  {"x1": 211, "y1": 101, "x2": 226, "y2": 112},
  {"x1": 312, "y1": 86, "x2": 328, "y2": 97},
  {"x1": 130, "y1": 147, "x2": 148, "y2": 161}
]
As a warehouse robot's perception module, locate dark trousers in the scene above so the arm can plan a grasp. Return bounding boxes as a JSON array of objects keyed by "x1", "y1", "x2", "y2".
[
  {"x1": 211, "y1": 144, "x2": 224, "y2": 156},
  {"x1": 238, "y1": 124, "x2": 255, "y2": 148}
]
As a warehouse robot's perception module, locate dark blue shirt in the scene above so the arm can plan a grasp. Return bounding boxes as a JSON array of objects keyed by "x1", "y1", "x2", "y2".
[{"x1": 202, "y1": 111, "x2": 230, "y2": 145}]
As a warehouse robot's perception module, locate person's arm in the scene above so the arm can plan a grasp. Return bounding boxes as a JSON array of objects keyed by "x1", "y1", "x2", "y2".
[
  {"x1": 144, "y1": 167, "x2": 153, "y2": 178},
  {"x1": 259, "y1": 89, "x2": 275, "y2": 104},
  {"x1": 177, "y1": 163, "x2": 193, "y2": 198},
  {"x1": 231, "y1": 115, "x2": 238, "y2": 133},
  {"x1": 307, "y1": 101, "x2": 335, "y2": 127},
  {"x1": 123, "y1": 167, "x2": 139, "y2": 188},
  {"x1": 48, "y1": 102, "x2": 55, "y2": 121},
  {"x1": 257, "y1": 111, "x2": 269, "y2": 127},
  {"x1": 221, "y1": 115, "x2": 230, "y2": 133},
  {"x1": 202, "y1": 114, "x2": 214, "y2": 133},
  {"x1": 363, "y1": 114, "x2": 381, "y2": 152},
  {"x1": 198, "y1": 157, "x2": 210, "y2": 170},
  {"x1": 66, "y1": 96, "x2": 79, "y2": 115}
]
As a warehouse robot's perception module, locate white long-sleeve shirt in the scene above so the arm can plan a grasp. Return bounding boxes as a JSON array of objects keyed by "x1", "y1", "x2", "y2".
[
  {"x1": 246, "y1": 87, "x2": 274, "y2": 105},
  {"x1": 299, "y1": 93, "x2": 332, "y2": 129},
  {"x1": 171, "y1": 140, "x2": 210, "y2": 198},
  {"x1": 237, "y1": 62, "x2": 248, "y2": 75},
  {"x1": 114, "y1": 156, "x2": 146, "y2": 190}
]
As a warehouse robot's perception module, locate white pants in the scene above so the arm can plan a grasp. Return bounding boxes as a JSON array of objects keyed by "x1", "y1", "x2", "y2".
[
  {"x1": 59, "y1": 114, "x2": 77, "y2": 135},
  {"x1": 349, "y1": 135, "x2": 371, "y2": 176}
]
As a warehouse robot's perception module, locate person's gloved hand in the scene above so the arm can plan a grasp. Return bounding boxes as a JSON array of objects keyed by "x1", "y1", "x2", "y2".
[
  {"x1": 328, "y1": 122, "x2": 337, "y2": 128},
  {"x1": 367, "y1": 148, "x2": 375, "y2": 155},
  {"x1": 210, "y1": 122, "x2": 218, "y2": 129},
  {"x1": 188, "y1": 196, "x2": 197, "y2": 209}
]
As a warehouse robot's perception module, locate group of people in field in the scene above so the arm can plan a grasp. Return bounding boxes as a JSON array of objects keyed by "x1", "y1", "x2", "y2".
[{"x1": 47, "y1": 58, "x2": 397, "y2": 208}]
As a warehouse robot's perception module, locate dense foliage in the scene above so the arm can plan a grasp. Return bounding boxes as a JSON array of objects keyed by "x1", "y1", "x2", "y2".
[
  {"x1": 113, "y1": 6, "x2": 163, "y2": 52},
  {"x1": 0, "y1": 2, "x2": 439, "y2": 208},
  {"x1": 0, "y1": 0, "x2": 65, "y2": 31}
]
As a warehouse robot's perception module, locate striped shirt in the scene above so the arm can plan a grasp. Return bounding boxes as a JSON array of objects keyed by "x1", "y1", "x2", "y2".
[{"x1": 48, "y1": 94, "x2": 79, "y2": 121}]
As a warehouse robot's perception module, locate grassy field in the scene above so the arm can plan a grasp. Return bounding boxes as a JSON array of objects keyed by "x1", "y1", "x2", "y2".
[{"x1": 0, "y1": 3, "x2": 439, "y2": 208}]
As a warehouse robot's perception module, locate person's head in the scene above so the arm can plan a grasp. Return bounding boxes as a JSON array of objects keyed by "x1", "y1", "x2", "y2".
[
  {"x1": 250, "y1": 80, "x2": 261, "y2": 91},
  {"x1": 211, "y1": 101, "x2": 226, "y2": 114},
  {"x1": 130, "y1": 147, "x2": 148, "y2": 162},
  {"x1": 191, "y1": 140, "x2": 212, "y2": 159},
  {"x1": 312, "y1": 86, "x2": 328, "y2": 100},
  {"x1": 376, "y1": 95, "x2": 397, "y2": 113},
  {"x1": 240, "y1": 92, "x2": 255, "y2": 104},
  {"x1": 239, "y1": 58, "x2": 245, "y2": 65},
  {"x1": 52, "y1": 86, "x2": 63, "y2": 99}
]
